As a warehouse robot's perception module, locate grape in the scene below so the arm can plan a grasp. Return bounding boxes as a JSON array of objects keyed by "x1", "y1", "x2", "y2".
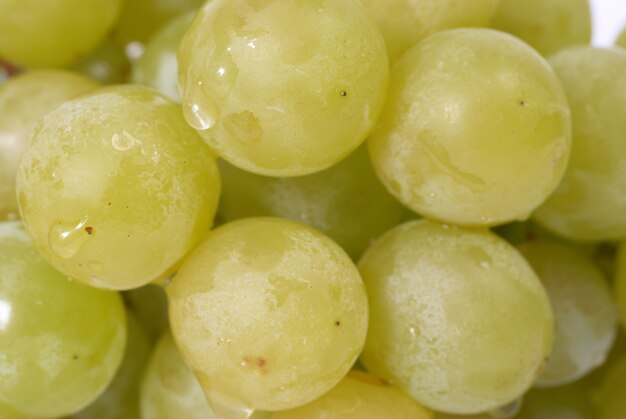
[
  {"x1": 167, "y1": 217, "x2": 368, "y2": 413},
  {"x1": 357, "y1": 0, "x2": 499, "y2": 62},
  {"x1": 533, "y1": 47, "x2": 626, "y2": 242},
  {"x1": 358, "y1": 220, "x2": 553, "y2": 414},
  {"x1": 71, "y1": 310, "x2": 152, "y2": 419},
  {"x1": 270, "y1": 370, "x2": 433, "y2": 419},
  {"x1": 141, "y1": 331, "x2": 215, "y2": 419},
  {"x1": 123, "y1": 285, "x2": 169, "y2": 342},
  {"x1": 178, "y1": 0, "x2": 389, "y2": 176},
  {"x1": 16, "y1": 85, "x2": 221, "y2": 290},
  {"x1": 218, "y1": 146, "x2": 407, "y2": 260},
  {"x1": 132, "y1": 12, "x2": 195, "y2": 101},
  {"x1": 491, "y1": 0, "x2": 592, "y2": 56},
  {"x1": 368, "y1": 29, "x2": 571, "y2": 227},
  {"x1": 114, "y1": 0, "x2": 204, "y2": 46},
  {"x1": 518, "y1": 241, "x2": 618, "y2": 387},
  {"x1": 71, "y1": 38, "x2": 131, "y2": 85},
  {"x1": 0, "y1": 0, "x2": 124, "y2": 67},
  {"x1": 0, "y1": 70, "x2": 99, "y2": 222},
  {"x1": 0, "y1": 221, "x2": 126, "y2": 418},
  {"x1": 594, "y1": 355, "x2": 626, "y2": 419},
  {"x1": 615, "y1": 243, "x2": 626, "y2": 331}
]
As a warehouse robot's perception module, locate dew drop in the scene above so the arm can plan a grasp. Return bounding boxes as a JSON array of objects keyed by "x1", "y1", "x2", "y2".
[
  {"x1": 182, "y1": 80, "x2": 219, "y2": 131},
  {"x1": 48, "y1": 217, "x2": 91, "y2": 259}
]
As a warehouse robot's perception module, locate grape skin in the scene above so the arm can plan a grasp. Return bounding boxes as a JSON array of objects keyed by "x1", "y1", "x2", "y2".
[
  {"x1": 0, "y1": 0, "x2": 124, "y2": 67},
  {"x1": 491, "y1": 0, "x2": 592, "y2": 56},
  {"x1": 178, "y1": 0, "x2": 389, "y2": 176},
  {"x1": 167, "y1": 217, "x2": 368, "y2": 412},
  {"x1": 16, "y1": 85, "x2": 221, "y2": 290},
  {"x1": 0, "y1": 221, "x2": 126, "y2": 419},
  {"x1": 0, "y1": 70, "x2": 99, "y2": 222},
  {"x1": 368, "y1": 28, "x2": 571, "y2": 227},
  {"x1": 358, "y1": 220, "x2": 553, "y2": 414}
]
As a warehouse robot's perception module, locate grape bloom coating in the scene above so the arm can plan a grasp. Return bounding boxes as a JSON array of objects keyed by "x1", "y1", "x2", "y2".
[
  {"x1": 167, "y1": 218, "x2": 368, "y2": 413},
  {"x1": 178, "y1": 0, "x2": 389, "y2": 176},
  {"x1": 368, "y1": 28, "x2": 571, "y2": 227},
  {"x1": 16, "y1": 85, "x2": 221, "y2": 291},
  {"x1": 358, "y1": 220, "x2": 553, "y2": 414}
]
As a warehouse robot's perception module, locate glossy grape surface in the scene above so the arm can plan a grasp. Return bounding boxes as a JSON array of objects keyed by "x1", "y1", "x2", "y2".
[
  {"x1": 178, "y1": 0, "x2": 389, "y2": 176},
  {"x1": 0, "y1": 70, "x2": 98, "y2": 221},
  {"x1": 533, "y1": 47, "x2": 626, "y2": 241},
  {"x1": 168, "y1": 218, "x2": 368, "y2": 412},
  {"x1": 369, "y1": 28, "x2": 571, "y2": 227},
  {"x1": 0, "y1": 0, "x2": 124, "y2": 67},
  {"x1": 17, "y1": 85, "x2": 221, "y2": 290},
  {"x1": 358, "y1": 220, "x2": 553, "y2": 414},
  {"x1": 0, "y1": 221, "x2": 126, "y2": 418}
]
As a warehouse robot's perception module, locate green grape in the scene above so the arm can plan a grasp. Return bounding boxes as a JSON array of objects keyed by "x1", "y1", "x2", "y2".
[
  {"x1": 616, "y1": 27, "x2": 626, "y2": 49},
  {"x1": 0, "y1": 70, "x2": 98, "y2": 222},
  {"x1": 123, "y1": 285, "x2": 169, "y2": 342},
  {"x1": 132, "y1": 13, "x2": 195, "y2": 101},
  {"x1": 0, "y1": 0, "x2": 124, "y2": 68},
  {"x1": 368, "y1": 28, "x2": 571, "y2": 227},
  {"x1": 358, "y1": 220, "x2": 553, "y2": 414},
  {"x1": 114, "y1": 0, "x2": 203, "y2": 46},
  {"x1": 218, "y1": 146, "x2": 407, "y2": 260},
  {"x1": 178, "y1": 0, "x2": 389, "y2": 177},
  {"x1": 0, "y1": 221, "x2": 126, "y2": 418},
  {"x1": 141, "y1": 331, "x2": 215, "y2": 419},
  {"x1": 270, "y1": 370, "x2": 433, "y2": 419},
  {"x1": 71, "y1": 310, "x2": 152, "y2": 419},
  {"x1": 518, "y1": 241, "x2": 618, "y2": 387},
  {"x1": 167, "y1": 218, "x2": 368, "y2": 413},
  {"x1": 593, "y1": 355, "x2": 626, "y2": 419},
  {"x1": 16, "y1": 85, "x2": 221, "y2": 291},
  {"x1": 71, "y1": 38, "x2": 131, "y2": 85},
  {"x1": 517, "y1": 382, "x2": 597, "y2": 419},
  {"x1": 533, "y1": 47, "x2": 626, "y2": 241},
  {"x1": 491, "y1": 0, "x2": 592, "y2": 57},
  {"x1": 358, "y1": 0, "x2": 500, "y2": 62}
]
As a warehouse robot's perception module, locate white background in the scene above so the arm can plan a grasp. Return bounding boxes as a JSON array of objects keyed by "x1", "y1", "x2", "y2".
[{"x1": 591, "y1": 0, "x2": 626, "y2": 45}]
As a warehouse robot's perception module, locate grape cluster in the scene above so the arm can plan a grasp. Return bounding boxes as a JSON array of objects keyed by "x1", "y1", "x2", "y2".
[{"x1": 1, "y1": 0, "x2": 625, "y2": 418}]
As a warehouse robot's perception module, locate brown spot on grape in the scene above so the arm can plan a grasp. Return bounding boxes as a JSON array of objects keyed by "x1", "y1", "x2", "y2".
[
  {"x1": 72, "y1": 354, "x2": 79, "y2": 360},
  {"x1": 341, "y1": 91, "x2": 347, "y2": 97},
  {"x1": 335, "y1": 320, "x2": 341, "y2": 326},
  {"x1": 519, "y1": 100, "x2": 525, "y2": 106},
  {"x1": 242, "y1": 356, "x2": 270, "y2": 373},
  {"x1": 85, "y1": 227, "x2": 94, "y2": 235}
]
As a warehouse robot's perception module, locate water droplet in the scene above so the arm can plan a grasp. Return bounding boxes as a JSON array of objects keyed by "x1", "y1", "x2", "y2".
[
  {"x1": 48, "y1": 217, "x2": 91, "y2": 259},
  {"x1": 112, "y1": 131, "x2": 138, "y2": 151},
  {"x1": 408, "y1": 326, "x2": 417, "y2": 338},
  {"x1": 489, "y1": 398, "x2": 522, "y2": 418},
  {"x1": 182, "y1": 82, "x2": 219, "y2": 131}
]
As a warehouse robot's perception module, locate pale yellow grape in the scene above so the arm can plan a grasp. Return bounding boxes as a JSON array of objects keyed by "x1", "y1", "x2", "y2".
[
  {"x1": 270, "y1": 370, "x2": 433, "y2": 419},
  {"x1": 0, "y1": 0, "x2": 124, "y2": 67},
  {"x1": 358, "y1": 0, "x2": 500, "y2": 62},
  {"x1": 141, "y1": 331, "x2": 216, "y2": 419},
  {"x1": 178, "y1": 0, "x2": 389, "y2": 176},
  {"x1": 491, "y1": 0, "x2": 592, "y2": 56},
  {"x1": 0, "y1": 70, "x2": 98, "y2": 221},
  {"x1": 114, "y1": 0, "x2": 203, "y2": 46},
  {"x1": 123, "y1": 285, "x2": 169, "y2": 342},
  {"x1": 0, "y1": 221, "x2": 126, "y2": 419},
  {"x1": 533, "y1": 47, "x2": 626, "y2": 241},
  {"x1": 72, "y1": 311, "x2": 152, "y2": 419},
  {"x1": 167, "y1": 218, "x2": 368, "y2": 412},
  {"x1": 594, "y1": 355, "x2": 626, "y2": 419},
  {"x1": 218, "y1": 146, "x2": 407, "y2": 260},
  {"x1": 71, "y1": 38, "x2": 131, "y2": 85},
  {"x1": 358, "y1": 220, "x2": 553, "y2": 414},
  {"x1": 16, "y1": 85, "x2": 221, "y2": 290},
  {"x1": 518, "y1": 241, "x2": 618, "y2": 387},
  {"x1": 132, "y1": 13, "x2": 195, "y2": 101},
  {"x1": 369, "y1": 29, "x2": 571, "y2": 227}
]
